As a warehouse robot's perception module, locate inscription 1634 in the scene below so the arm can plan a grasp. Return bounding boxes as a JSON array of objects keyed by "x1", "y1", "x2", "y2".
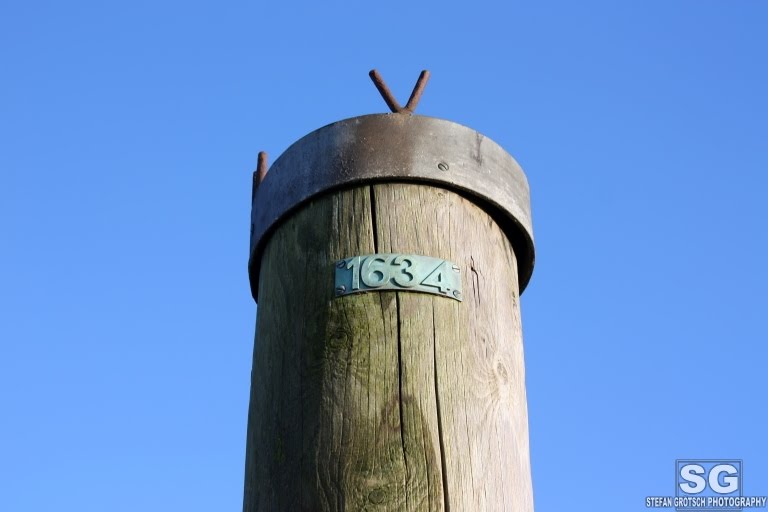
[{"x1": 334, "y1": 253, "x2": 463, "y2": 301}]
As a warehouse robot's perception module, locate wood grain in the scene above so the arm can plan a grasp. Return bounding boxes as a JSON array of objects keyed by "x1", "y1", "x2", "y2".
[{"x1": 243, "y1": 183, "x2": 533, "y2": 511}]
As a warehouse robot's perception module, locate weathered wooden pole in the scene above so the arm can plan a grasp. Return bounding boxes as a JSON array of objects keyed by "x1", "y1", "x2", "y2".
[{"x1": 243, "y1": 70, "x2": 536, "y2": 511}]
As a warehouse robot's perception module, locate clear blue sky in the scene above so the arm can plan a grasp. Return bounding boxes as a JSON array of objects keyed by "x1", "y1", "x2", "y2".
[{"x1": 2, "y1": 1, "x2": 767, "y2": 510}]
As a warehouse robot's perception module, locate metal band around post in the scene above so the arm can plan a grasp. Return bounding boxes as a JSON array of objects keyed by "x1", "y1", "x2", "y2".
[{"x1": 249, "y1": 114, "x2": 535, "y2": 302}]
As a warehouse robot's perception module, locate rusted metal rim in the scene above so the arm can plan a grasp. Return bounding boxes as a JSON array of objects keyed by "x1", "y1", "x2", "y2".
[{"x1": 249, "y1": 113, "x2": 535, "y2": 301}]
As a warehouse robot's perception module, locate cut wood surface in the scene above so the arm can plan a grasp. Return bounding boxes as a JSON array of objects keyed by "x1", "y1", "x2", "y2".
[{"x1": 243, "y1": 183, "x2": 533, "y2": 511}]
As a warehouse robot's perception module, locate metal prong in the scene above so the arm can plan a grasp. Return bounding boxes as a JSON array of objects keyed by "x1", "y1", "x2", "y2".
[
  {"x1": 369, "y1": 69, "x2": 403, "y2": 113},
  {"x1": 252, "y1": 151, "x2": 268, "y2": 202},
  {"x1": 403, "y1": 70, "x2": 431, "y2": 113}
]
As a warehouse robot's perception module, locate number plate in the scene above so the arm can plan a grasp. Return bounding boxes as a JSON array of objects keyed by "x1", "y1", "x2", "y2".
[{"x1": 334, "y1": 254, "x2": 463, "y2": 301}]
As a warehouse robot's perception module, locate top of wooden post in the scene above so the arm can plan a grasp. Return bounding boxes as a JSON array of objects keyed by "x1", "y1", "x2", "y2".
[
  {"x1": 248, "y1": 115, "x2": 535, "y2": 302},
  {"x1": 248, "y1": 72, "x2": 534, "y2": 302}
]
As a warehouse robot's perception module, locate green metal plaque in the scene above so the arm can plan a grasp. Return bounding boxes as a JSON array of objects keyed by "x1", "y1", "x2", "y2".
[{"x1": 334, "y1": 253, "x2": 463, "y2": 301}]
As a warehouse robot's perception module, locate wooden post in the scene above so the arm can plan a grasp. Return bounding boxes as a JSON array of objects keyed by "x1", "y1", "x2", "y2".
[{"x1": 244, "y1": 109, "x2": 535, "y2": 511}]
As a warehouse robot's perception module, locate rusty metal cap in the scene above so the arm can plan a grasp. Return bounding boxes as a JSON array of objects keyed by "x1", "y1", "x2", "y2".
[{"x1": 249, "y1": 113, "x2": 535, "y2": 301}]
